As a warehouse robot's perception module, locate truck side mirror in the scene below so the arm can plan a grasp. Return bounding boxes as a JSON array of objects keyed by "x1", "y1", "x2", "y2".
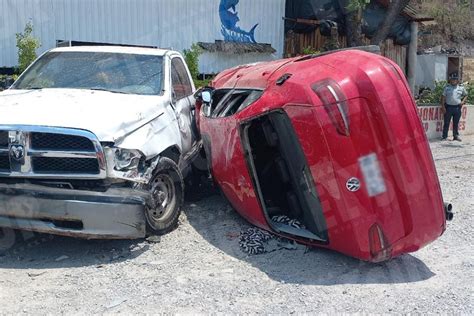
[
  {"x1": 194, "y1": 87, "x2": 214, "y2": 103},
  {"x1": 194, "y1": 87, "x2": 215, "y2": 117},
  {"x1": 202, "y1": 91, "x2": 212, "y2": 104}
]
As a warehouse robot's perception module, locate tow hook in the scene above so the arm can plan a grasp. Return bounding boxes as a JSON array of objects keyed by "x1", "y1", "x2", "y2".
[{"x1": 444, "y1": 203, "x2": 454, "y2": 221}]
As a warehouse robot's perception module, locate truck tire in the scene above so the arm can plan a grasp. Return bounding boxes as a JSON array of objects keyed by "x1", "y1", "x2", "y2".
[{"x1": 145, "y1": 157, "x2": 184, "y2": 236}]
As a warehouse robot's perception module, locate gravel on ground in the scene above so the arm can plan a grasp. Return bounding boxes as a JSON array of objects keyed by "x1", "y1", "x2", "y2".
[{"x1": 0, "y1": 137, "x2": 472, "y2": 314}]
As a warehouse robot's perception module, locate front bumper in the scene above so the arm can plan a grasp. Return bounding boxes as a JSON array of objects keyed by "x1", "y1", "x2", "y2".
[{"x1": 0, "y1": 183, "x2": 148, "y2": 239}]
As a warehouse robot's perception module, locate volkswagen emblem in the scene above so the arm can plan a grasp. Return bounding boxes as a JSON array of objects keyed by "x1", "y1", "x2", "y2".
[
  {"x1": 346, "y1": 177, "x2": 361, "y2": 192},
  {"x1": 9, "y1": 145, "x2": 25, "y2": 162}
]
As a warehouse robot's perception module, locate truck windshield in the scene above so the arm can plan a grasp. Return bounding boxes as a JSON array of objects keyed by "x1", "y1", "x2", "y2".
[{"x1": 13, "y1": 51, "x2": 164, "y2": 96}]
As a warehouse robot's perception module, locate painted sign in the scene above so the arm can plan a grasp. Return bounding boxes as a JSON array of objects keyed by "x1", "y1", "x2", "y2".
[
  {"x1": 219, "y1": 0, "x2": 259, "y2": 43},
  {"x1": 417, "y1": 104, "x2": 473, "y2": 139}
]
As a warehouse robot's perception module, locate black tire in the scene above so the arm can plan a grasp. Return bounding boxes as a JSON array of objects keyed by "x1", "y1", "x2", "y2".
[{"x1": 145, "y1": 157, "x2": 184, "y2": 236}]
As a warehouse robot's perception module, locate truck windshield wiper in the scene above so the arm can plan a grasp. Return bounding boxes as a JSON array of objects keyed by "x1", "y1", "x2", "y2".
[{"x1": 89, "y1": 87, "x2": 129, "y2": 94}]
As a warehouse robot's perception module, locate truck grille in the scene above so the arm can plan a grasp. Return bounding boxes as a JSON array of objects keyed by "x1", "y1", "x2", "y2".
[
  {"x1": 0, "y1": 156, "x2": 9, "y2": 172},
  {"x1": 32, "y1": 157, "x2": 100, "y2": 174},
  {"x1": 0, "y1": 127, "x2": 106, "y2": 179},
  {"x1": 31, "y1": 133, "x2": 96, "y2": 151},
  {"x1": 0, "y1": 131, "x2": 8, "y2": 147},
  {"x1": 0, "y1": 131, "x2": 9, "y2": 172}
]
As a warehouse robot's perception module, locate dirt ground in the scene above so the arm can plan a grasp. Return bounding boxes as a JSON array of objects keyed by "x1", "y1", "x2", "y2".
[{"x1": 0, "y1": 137, "x2": 473, "y2": 314}]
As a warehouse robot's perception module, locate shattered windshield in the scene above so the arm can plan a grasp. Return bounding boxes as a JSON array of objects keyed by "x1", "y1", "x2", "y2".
[{"x1": 12, "y1": 51, "x2": 164, "y2": 96}]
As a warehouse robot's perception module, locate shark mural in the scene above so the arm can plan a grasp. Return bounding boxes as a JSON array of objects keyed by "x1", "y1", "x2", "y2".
[{"x1": 219, "y1": 0, "x2": 259, "y2": 43}]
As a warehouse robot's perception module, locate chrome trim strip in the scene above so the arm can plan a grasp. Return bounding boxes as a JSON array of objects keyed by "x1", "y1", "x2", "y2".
[
  {"x1": 0, "y1": 171, "x2": 103, "y2": 180},
  {"x1": 0, "y1": 125, "x2": 107, "y2": 179},
  {"x1": 28, "y1": 150, "x2": 97, "y2": 159},
  {"x1": 0, "y1": 125, "x2": 97, "y2": 136}
]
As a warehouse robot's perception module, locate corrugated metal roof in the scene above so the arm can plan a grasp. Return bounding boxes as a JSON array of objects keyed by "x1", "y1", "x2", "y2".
[{"x1": 198, "y1": 41, "x2": 276, "y2": 54}]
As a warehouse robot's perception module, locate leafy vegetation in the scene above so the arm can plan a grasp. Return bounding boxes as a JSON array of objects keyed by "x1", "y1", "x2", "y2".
[
  {"x1": 418, "y1": 81, "x2": 447, "y2": 104},
  {"x1": 347, "y1": 0, "x2": 371, "y2": 11},
  {"x1": 16, "y1": 22, "x2": 41, "y2": 73},
  {"x1": 183, "y1": 43, "x2": 202, "y2": 82},
  {"x1": 466, "y1": 83, "x2": 474, "y2": 104},
  {"x1": 183, "y1": 43, "x2": 215, "y2": 88},
  {"x1": 194, "y1": 78, "x2": 213, "y2": 88},
  {"x1": 0, "y1": 74, "x2": 18, "y2": 91},
  {"x1": 302, "y1": 46, "x2": 320, "y2": 55},
  {"x1": 418, "y1": 81, "x2": 474, "y2": 104},
  {"x1": 0, "y1": 74, "x2": 18, "y2": 81}
]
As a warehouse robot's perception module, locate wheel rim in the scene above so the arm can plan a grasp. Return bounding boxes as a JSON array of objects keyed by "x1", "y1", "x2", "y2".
[{"x1": 146, "y1": 173, "x2": 176, "y2": 225}]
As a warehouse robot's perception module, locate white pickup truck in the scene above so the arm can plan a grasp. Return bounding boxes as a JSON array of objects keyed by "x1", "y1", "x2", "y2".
[{"x1": 0, "y1": 46, "x2": 201, "y2": 238}]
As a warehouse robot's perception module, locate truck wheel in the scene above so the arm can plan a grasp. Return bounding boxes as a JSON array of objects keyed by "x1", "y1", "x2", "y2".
[{"x1": 145, "y1": 157, "x2": 184, "y2": 236}]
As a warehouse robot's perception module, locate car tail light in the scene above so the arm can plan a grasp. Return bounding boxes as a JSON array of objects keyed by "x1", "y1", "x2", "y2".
[
  {"x1": 368, "y1": 223, "x2": 392, "y2": 262},
  {"x1": 312, "y1": 79, "x2": 350, "y2": 136}
]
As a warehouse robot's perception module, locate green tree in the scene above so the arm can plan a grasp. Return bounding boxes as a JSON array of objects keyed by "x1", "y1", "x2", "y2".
[
  {"x1": 183, "y1": 43, "x2": 202, "y2": 81},
  {"x1": 302, "y1": 46, "x2": 320, "y2": 55},
  {"x1": 16, "y1": 22, "x2": 41, "y2": 73}
]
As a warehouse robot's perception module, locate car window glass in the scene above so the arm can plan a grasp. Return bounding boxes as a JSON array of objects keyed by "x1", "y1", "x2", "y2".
[
  {"x1": 211, "y1": 91, "x2": 234, "y2": 117},
  {"x1": 236, "y1": 90, "x2": 263, "y2": 113},
  {"x1": 205, "y1": 89, "x2": 231, "y2": 117},
  {"x1": 13, "y1": 52, "x2": 164, "y2": 95},
  {"x1": 171, "y1": 58, "x2": 192, "y2": 100},
  {"x1": 210, "y1": 89, "x2": 263, "y2": 118},
  {"x1": 219, "y1": 92, "x2": 250, "y2": 117}
]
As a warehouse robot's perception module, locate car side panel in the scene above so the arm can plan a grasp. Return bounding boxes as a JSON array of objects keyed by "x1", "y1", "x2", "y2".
[{"x1": 200, "y1": 114, "x2": 268, "y2": 228}]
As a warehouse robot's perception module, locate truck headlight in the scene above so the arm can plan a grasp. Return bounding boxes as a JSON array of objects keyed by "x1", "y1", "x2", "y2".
[
  {"x1": 104, "y1": 147, "x2": 145, "y2": 174},
  {"x1": 104, "y1": 147, "x2": 155, "y2": 184},
  {"x1": 113, "y1": 148, "x2": 143, "y2": 171}
]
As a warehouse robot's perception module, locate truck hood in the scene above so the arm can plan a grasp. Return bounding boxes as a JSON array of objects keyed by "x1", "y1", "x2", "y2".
[{"x1": 0, "y1": 89, "x2": 167, "y2": 142}]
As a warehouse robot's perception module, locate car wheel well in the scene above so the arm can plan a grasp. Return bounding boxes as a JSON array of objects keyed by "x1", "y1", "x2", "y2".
[{"x1": 160, "y1": 146, "x2": 181, "y2": 164}]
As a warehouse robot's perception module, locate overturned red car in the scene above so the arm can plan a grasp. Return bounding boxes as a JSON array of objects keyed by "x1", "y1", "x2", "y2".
[{"x1": 195, "y1": 48, "x2": 452, "y2": 262}]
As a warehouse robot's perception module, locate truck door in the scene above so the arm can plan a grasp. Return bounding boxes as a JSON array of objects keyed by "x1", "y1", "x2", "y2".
[{"x1": 170, "y1": 57, "x2": 196, "y2": 154}]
